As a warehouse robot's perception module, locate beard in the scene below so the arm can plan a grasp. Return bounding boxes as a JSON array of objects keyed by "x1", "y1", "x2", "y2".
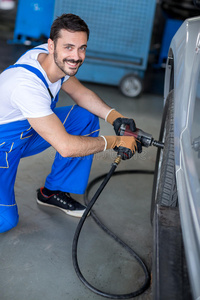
[{"x1": 53, "y1": 50, "x2": 83, "y2": 76}]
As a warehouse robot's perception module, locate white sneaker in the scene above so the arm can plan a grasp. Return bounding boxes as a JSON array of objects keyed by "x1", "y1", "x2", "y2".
[{"x1": 0, "y1": 0, "x2": 15, "y2": 10}]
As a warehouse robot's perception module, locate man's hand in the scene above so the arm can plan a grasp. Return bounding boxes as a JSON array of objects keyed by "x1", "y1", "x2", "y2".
[
  {"x1": 101, "y1": 135, "x2": 139, "y2": 160},
  {"x1": 106, "y1": 109, "x2": 142, "y2": 155},
  {"x1": 106, "y1": 109, "x2": 136, "y2": 135},
  {"x1": 115, "y1": 146, "x2": 133, "y2": 160},
  {"x1": 113, "y1": 117, "x2": 136, "y2": 135}
]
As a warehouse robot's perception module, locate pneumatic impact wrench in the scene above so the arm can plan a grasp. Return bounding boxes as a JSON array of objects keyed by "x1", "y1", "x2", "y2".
[{"x1": 118, "y1": 124, "x2": 164, "y2": 149}]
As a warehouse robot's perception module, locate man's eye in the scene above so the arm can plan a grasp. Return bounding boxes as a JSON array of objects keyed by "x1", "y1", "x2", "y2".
[
  {"x1": 80, "y1": 47, "x2": 86, "y2": 52},
  {"x1": 66, "y1": 46, "x2": 72, "y2": 50}
]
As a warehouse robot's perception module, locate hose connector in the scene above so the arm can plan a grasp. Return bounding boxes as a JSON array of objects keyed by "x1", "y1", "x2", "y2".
[{"x1": 114, "y1": 155, "x2": 122, "y2": 166}]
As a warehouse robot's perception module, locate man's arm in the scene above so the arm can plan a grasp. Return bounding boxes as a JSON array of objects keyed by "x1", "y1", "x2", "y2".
[
  {"x1": 61, "y1": 76, "x2": 112, "y2": 120},
  {"x1": 28, "y1": 113, "x2": 138, "y2": 159},
  {"x1": 27, "y1": 77, "x2": 140, "y2": 159},
  {"x1": 28, "y1": 113, "x2": 105, "y2": 157}
]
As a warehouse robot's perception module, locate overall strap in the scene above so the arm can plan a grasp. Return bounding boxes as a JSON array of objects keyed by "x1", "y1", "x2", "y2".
[
  {"x1": 61, "y1": 77, "x2": 65, "y2": 85},
  {"x1": 6, "y1": 64, "x2": 54, "y2": 99}
]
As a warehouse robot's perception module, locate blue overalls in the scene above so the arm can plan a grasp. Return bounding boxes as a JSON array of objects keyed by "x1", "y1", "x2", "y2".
[{"x1": 0, "y1": 60, "x2": 99, "y2": 233}]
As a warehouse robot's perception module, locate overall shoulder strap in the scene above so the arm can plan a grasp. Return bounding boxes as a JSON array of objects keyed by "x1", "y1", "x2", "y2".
[
  {"x1": 61, "y1": 77, "x2": 65, "y2": 85},
  {"x1": 6, "y1": 64, "x2": 54, "y2": 99}
]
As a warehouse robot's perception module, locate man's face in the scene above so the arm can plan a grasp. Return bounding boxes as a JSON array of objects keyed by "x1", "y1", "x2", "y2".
[{"x1": 52, "y1": 29, "x2": 88, "y2": 76}]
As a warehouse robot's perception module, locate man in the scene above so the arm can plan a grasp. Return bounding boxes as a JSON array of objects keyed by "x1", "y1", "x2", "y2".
[{"x1": 0, "y1": 14, "x2": 141, "y2": 233}]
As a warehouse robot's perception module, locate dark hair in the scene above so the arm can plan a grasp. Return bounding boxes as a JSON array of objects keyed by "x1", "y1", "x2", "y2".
[{"x1": 50, "y1": 13, "x2": 90, "y2": 43}]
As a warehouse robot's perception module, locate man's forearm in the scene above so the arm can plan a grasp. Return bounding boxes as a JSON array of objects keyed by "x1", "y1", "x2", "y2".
[
  {"x1": 62, "y1": 77, "x2": 112, "y2": 120},
  {"x1": 60, "y1": 135, "x2": 105, "y2": 157},
  {"x1": 28, "y1": 114, "x2": 105, "y2": 158},
  {"x1": 73, "y1": 88, "x2": 112, "y2": 120}
]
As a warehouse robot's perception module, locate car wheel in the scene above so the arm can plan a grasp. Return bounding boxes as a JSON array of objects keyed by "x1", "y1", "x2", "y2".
[
  {"x1": 150, "y1": 90, "x2": 178, "y2": 223},
  {"x1": 119, "y1": 74, "x2": 143, "y2": 97}
]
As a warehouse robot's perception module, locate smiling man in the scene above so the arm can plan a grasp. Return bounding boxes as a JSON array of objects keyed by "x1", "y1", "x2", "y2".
[{"x1": 0, "y1": 14, "x2": 141, "y2": 233}]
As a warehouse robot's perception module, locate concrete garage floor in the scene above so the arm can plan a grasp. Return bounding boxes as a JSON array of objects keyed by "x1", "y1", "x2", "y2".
[
  {"x1": 1, "y1": 87, "x2": 164, "y2": 300},
  {"x1": 0, "y1": 7, "x2": 165, "y2": 300}
]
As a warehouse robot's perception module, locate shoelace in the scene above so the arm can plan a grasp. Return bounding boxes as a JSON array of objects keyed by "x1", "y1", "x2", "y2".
[{"x1": 57, "y1": 192, "x2": 74, "y2": 207}]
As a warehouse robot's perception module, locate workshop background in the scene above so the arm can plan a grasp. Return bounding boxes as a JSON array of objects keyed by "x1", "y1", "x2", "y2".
[{"x1": 0, "y1": 1, "x2": 199, "y2": 300}]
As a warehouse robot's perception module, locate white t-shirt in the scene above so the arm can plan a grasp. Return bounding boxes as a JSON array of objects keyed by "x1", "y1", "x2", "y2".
[{"x1": 0, "y1": 44, "x2": 69, "y2": 125}]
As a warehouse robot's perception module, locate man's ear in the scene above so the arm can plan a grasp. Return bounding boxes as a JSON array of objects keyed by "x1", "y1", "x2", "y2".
[{"x1": 48, "y1": 38, "x2": 54, "y2": 54}]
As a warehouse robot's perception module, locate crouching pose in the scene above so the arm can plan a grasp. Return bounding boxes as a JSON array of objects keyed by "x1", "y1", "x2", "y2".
[{"x1": 0, "y1": 14, "x2": 141, "y2": 233}]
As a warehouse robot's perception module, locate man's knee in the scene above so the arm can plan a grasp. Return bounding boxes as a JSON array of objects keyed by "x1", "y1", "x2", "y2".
[{"x1": 0, "y1": 206, "x2": 19, "y2": 233}]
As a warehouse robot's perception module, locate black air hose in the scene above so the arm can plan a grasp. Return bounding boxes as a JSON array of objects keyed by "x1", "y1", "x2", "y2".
[{"x1": 72, "y1": 156, "x2": 154, "y2": 299}]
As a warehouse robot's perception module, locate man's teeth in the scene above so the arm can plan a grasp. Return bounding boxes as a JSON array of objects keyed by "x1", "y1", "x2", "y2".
[{"x1": 67, "y1": 62, "x2": 77, "y2": 66}]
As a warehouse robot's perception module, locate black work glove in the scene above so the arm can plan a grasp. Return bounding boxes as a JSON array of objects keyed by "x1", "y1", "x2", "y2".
[
  {"x1": 113, "y1": 117, "x2": 136, "y2": 136},
  {"x1": 114, "y1": 146, "x2": 134, "y2": 160},
  {"x1": 136, "y1": 140, "x2": 142, "y2": 154},
  {"x1": 113, "y1": 117, "x2": 142, "y2": 154}
]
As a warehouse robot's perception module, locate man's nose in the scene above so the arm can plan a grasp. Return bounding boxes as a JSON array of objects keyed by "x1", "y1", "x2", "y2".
[{"x1": 71, "y1": 49, "x2": 80, "y2": 61}]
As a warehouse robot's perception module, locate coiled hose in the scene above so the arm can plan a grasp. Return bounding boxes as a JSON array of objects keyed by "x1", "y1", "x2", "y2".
[{"x1": 72, "y1": 156, "x2": 154, "y2": 299}]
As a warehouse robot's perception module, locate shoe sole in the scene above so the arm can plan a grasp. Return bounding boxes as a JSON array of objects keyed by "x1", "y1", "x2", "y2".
[{"x1": 36, "y1": 198, "x2": 86, "y2": 218}]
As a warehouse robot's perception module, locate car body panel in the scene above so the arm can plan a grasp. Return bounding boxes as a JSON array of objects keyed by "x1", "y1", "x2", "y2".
[{"x1": 164, "y1": 17, "x2": 200, "y2": 299}]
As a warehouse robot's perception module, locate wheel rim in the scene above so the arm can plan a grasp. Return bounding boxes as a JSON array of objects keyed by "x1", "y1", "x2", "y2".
[{"x1": 121, "y1": 76, "x2": 142, "y2": 97}]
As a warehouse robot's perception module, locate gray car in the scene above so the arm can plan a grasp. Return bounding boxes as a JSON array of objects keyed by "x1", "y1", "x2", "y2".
[{"x1": 151, "y1": 16, "x2": 200, "y2": 300}]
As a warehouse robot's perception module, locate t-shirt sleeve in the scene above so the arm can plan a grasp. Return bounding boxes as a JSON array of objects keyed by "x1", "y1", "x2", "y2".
[{"x1": 11, "y1": 80, "x2": 53, "y2": 118}]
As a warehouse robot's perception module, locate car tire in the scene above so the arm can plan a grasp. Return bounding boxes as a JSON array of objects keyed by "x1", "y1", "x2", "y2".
[{"x1": 150, "y1": 90, "x2": 178, "y2": 223}]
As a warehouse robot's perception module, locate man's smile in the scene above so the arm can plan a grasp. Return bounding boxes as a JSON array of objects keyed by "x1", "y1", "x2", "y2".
[{"x1": 64, "y1": 59, "x2": 82, "y2": 68}]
